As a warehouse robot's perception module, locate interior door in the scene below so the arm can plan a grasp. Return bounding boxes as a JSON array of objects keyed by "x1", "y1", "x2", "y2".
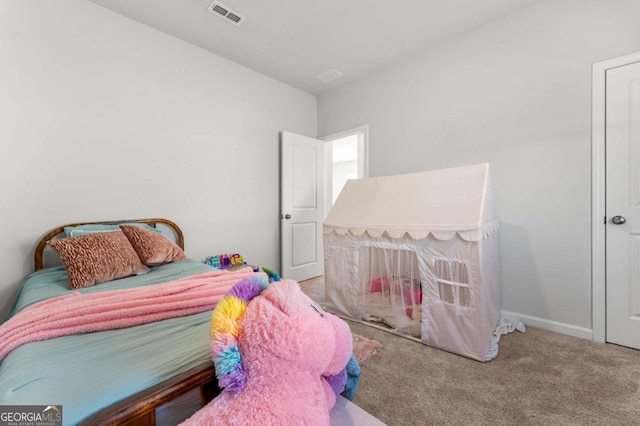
[
  {"x1": 280, "y1": 131, "x2": 324, "y2": 281},
  {"x1": 606, "y1": 60, "x2": 640, "y2": 349}
]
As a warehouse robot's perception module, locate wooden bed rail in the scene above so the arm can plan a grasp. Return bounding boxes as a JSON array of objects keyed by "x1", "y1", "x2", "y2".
[{"x1": 78, "y1": 363, "x2": 219, "y2": 426}]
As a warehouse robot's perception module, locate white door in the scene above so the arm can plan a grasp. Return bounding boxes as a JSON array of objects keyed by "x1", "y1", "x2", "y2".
[
  {"x1": 606, "y1": 60, "x2": 640, "y2": 349},
  {"x1": 280, "y1": 131, "x2": 324, "y2": 281}
]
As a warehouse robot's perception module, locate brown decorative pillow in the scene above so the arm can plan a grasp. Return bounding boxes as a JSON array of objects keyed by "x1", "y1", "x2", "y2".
[
  {"x1": 119, "y1": 224, "x2": 187, "y2": 266},
  {"x1": 47, "y1": 231, "x2": 150, "y2": 289}
]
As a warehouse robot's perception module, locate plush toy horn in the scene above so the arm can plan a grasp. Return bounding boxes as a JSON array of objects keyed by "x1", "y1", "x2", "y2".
[{"x1": 210, "y1": 275, "x2": 269, "y2": 392}]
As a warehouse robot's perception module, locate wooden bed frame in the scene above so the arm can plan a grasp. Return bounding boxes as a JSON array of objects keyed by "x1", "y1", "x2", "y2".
[{"x1": 33, "y1": 219, "x2": 219, "y2": 426}]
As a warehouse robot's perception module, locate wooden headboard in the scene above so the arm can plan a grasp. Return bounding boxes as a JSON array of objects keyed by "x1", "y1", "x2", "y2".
[{"x1": 34, "y1": 218, "x2": 185, "y2": 271}]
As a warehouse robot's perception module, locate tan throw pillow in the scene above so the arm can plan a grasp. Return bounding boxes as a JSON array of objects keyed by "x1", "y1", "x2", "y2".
[
  {"x1": 119, "y1": 224, "x2": 187, "y2": 266},
  {"x1": 48, "y1": 231, "x2": 150, "y2": 289}
]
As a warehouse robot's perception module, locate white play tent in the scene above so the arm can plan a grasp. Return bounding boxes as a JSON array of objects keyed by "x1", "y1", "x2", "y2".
[{"x1": 323, "y1": 163, "x2": 518, "y2": 361}]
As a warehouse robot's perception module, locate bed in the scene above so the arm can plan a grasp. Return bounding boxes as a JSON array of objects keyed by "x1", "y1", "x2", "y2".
[{"x1": 0, "y1": 219, "x2": 255, "y2": 426}]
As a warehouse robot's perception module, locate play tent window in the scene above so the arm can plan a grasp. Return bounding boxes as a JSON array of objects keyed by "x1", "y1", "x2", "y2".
[{"x1": 434, "y1": 258, "x2": 472, "y2": 308}]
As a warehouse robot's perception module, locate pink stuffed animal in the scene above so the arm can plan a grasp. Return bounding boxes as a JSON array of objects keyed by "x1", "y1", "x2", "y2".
[{"x1": 182, "y1": 275, "x2": 353, "y2": 426}]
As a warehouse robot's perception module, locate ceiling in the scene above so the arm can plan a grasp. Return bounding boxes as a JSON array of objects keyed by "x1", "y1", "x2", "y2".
[{"x1": 88, "y1": 0, "x2": 542, "y2": 95}]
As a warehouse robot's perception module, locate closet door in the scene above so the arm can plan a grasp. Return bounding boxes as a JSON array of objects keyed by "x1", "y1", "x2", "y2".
[{"x1": 606, "y1": 60, "x2": 640, "y2": 349}]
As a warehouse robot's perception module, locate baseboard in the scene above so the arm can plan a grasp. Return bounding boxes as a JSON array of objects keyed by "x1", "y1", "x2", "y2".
[{"x1": 501, "y1": 310, "x2": 593, "y2": 340}]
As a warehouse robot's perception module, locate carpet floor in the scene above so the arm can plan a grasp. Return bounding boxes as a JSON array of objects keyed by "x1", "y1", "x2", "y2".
[{"x1": 300, "y1": 277, "x2": 640, "y2": 426}]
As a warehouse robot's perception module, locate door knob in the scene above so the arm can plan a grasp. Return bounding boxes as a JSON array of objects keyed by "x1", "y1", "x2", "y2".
[
  {"x1": 611, "y1": 215, "x2": 626, "y2": 225},
  {"x1": 283, "y1": 214, "x2": 291, "y2": 220}
]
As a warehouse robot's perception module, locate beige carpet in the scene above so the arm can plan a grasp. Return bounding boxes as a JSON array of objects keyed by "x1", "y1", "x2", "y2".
[{"x1": 300, "y1": 277, "x2": 640, "y2": 426}]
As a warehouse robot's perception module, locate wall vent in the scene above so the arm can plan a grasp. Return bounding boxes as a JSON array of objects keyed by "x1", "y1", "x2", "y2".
[
  {"x1": 207, "y1": 1, "x2": 245, "y2": 26},
  {"x1": 316, "y1": 69, "x2": 343, "y2": 83}
]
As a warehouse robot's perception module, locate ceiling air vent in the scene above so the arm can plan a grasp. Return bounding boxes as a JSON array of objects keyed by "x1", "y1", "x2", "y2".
[
  {"x1": 207, "y1": 1, "x2": 245, "y2": 26},
  {"x1": 316, "y1": 69, "x2": 343, "y2": 83}
]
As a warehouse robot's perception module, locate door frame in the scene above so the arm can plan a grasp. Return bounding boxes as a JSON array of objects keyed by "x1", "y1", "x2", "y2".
[
  {"x1": 592, "y1": 50, "x2": 640, "y2": 343},
  {"x1": 320, "y1": 125, "x2": 369, "y2": 217}
]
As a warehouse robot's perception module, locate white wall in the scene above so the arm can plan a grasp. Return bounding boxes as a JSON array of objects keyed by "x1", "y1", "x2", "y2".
[
  {"x1": 0, "y1": 0, "x2": 316, "y2": 319},
  {"x1": 318, "y1": 0, "x2": 640, "y2": 336}
]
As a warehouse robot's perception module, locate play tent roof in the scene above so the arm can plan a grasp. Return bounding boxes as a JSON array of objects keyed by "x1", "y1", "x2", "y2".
[{"x1": 323, "y1": 163, "x2": 498, "y2": 241}]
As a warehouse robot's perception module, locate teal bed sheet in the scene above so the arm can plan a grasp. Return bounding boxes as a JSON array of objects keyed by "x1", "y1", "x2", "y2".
[{"x1": 0, "y1": 260, "x2": 217, "y2": 426}]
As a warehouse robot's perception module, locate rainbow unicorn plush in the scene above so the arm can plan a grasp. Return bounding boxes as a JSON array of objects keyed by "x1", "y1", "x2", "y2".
[{"x1": 182, "y1": 275, "x2": 353, "y2": 426}]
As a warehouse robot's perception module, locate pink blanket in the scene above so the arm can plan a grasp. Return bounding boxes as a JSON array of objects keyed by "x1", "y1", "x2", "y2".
[{"x1": 0, "y1": 267, "x2": 262, "y2": 363}]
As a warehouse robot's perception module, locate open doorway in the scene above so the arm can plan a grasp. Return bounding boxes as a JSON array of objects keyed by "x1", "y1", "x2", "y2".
[{"x1": 322, "y1": 125, "x2": 369, "y2": 217}]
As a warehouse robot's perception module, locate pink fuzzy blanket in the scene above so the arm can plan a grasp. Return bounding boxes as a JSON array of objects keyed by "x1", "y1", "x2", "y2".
[{"x1": 0, "y1": 267, "x2": 262, "y2": 363}]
